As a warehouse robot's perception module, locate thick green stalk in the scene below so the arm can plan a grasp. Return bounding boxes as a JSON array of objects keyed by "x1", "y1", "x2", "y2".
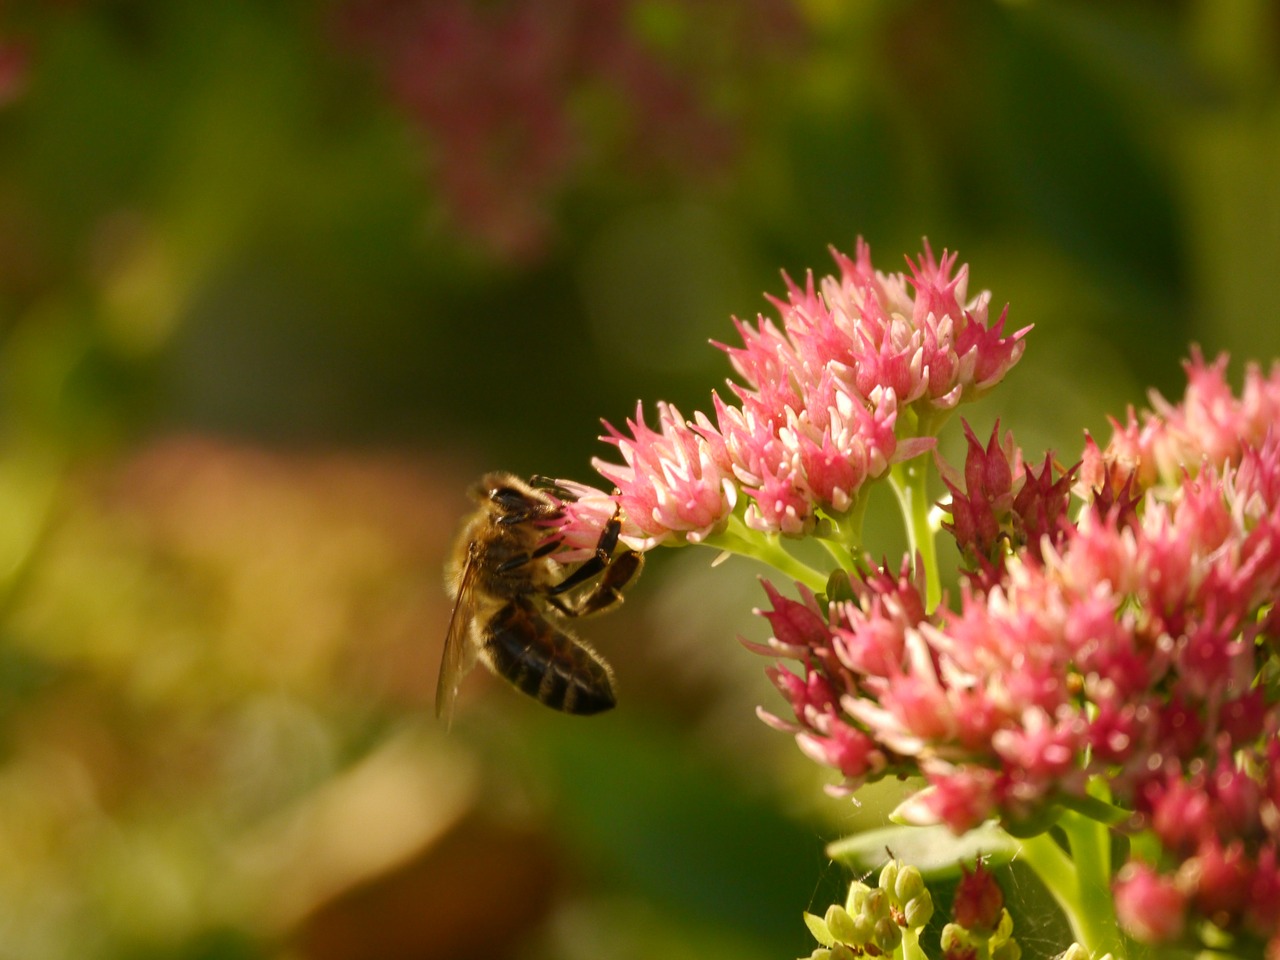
[
  {"x1": 899, "y1": 925, "x2": 925, "y2": 960},
  {"x1": 889, "y1": 455, "x2": 941, "y2": 611},
  {"x1": 700, "y1": 516, "x2": 828, "y2": 591},
  {"x1": 1060, "y1": 809, "x2": 1126, "y2": 958},
  {"x1": 1018, "y1": 818, "x2": 1126, "y2": 959},
  {"x1": 815, "y1": 494, "x2": 868, "y2": 573}
]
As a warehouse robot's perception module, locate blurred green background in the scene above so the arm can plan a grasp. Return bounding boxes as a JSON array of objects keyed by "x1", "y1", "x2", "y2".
[{"x1": 0, "y1": 1, "x2": 1277, "y2": 958}]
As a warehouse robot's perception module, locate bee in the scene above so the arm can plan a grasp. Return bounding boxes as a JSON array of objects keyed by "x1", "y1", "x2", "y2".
[{"x1": 436, "y1": 472, "x2": 643, "y2": 720}]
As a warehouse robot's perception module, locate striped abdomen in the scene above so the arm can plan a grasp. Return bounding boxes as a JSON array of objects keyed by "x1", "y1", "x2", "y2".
[{"x1": 480, "y1": 597, "x2": 616, "y2": 715}]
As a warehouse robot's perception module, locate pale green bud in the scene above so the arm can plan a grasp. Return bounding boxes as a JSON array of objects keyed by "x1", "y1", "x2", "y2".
[
  {"x1": 850, "y1": 913, "x2": 876, "y2": 946},
  {"x1": 992, "y1": 938, "x2": 1022, "y2": 960},
  {"x1": 894, "y1": 864, "x2": 925, "y2": 904},
  {"x1": 904, "y1": 888, "x2": 934, "y2": 929},
  {"x1": 829, "y1": 945, "x2": 857, "y2": 960},
  {"x1": 1056, "y1": 949, "x2": 1098, "y2": 960},
  {"x1": 861, "y1": 887, "x2": 888, "y2": 920},
  {"x1": 878, "y1": 860, "x2": 899, "y2": 897},
  {"x1": 872, "y1": 917, "x2": 902, "y2": 953},
  {"x1": 941, "y1": 922, "x2": 977, "y2": 954},
  {"x1": 992, "y1": 907, "x2": 1015, "y2": 944},
  {"x1": 844, "y1": 880, "x2": 870, "y2": 915},
  {"x1": 824, "y1": 904, "x2": 857, "y2": 945}
]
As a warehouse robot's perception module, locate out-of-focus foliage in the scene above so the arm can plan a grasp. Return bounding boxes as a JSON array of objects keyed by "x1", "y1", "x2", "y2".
[{"x1": 0, "y1": 1, "x2": 1276, "y2": 958}]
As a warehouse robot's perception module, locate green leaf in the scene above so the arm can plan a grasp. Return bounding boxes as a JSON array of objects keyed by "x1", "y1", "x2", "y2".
[
  {"x1": 825, "y1": 824, "x2": 1021, "y2": 880},
  {"x1": 803, "y1": 912, "x2": 836, "y2": 948}
]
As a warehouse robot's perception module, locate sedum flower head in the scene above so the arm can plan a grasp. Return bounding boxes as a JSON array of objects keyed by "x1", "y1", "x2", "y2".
[
  {"x1": 756, "y1": 363, "x2": 1280, "y2": 846},
  {"x1": 1080, "y1": 348, "x2": 1280, "y2": 496},
  {"x1": 551, "y1": 240, "x2": 1025, "y2": 549}
]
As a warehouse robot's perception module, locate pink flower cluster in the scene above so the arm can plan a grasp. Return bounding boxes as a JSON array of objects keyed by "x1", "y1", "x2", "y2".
[
  {"x1": 552, "y1": 241, "x2": 1028, "y2": 547},
  {"x1": 1081, "y1": 349, "x2": 1280, "y2": 494},
  {"x1": 758, "y1": 356, "x2": 1280, "y2": 949},
  {"x1": 1115, "y1": 742, "x2": 1280, "y2": 947},
  {"x1": 337, "y1": 0, "x2": 802, "y2": 261}
]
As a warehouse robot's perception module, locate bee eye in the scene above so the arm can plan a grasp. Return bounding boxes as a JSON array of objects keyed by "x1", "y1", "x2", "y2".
[{"x1": 490, "y1": 486, "x2": 532, "y2": 511}]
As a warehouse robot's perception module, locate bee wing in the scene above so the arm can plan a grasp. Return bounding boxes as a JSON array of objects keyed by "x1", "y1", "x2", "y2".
[{"x1": 436, "y1": 547, "x2": 481, "y2": 722}]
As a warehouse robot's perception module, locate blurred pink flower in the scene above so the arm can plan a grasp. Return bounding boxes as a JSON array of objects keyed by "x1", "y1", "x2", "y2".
[
  {"x1": 1083, "y1": 348, "x2": 1280, "y2": 495},
  {"x1": 336, "y1": 0, "x2": 803, "y2": 260},
  {"x1": 1114, "y1": 862, "x2": 1188, "y2": 944}
]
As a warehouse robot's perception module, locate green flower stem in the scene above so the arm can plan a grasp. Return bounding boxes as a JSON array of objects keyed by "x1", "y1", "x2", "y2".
[
  {"x1": 899, "y1": 924, "x2": 926, "y2": 960},
  {"x1": 1057, "y1": 788, "x2": 1131, "y2": 827},
  {"x1": 817, "y1": 536, "x2": 857, "y2": 572},
  {"x1": 812, "y1": 490, "x2": 870, "y2": 574},
  {"x1": 1019, "y1": 817, "x2": 1126, "y2": 960},
  {"x1": 700, "y1": 517, "x2": 828, "y2": 591},
  {"x1": 1061, "y1": 808, "x2": 1125, "y2": 958},
  {"x1": 889, "y1": 456, "x2": 941, "y2": 611}
]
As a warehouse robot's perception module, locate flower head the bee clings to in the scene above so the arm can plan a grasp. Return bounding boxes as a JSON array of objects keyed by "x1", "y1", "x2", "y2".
[{"x1": 550, "y1": 240, "x2": 1025, "y2": 552}]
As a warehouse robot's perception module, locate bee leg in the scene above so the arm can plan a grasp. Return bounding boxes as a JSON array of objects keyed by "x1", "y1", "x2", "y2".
[
  {"x1": 493, "y1": 537, "x2": 563, "y2": 576},
  {"x1": 556, "y1": 551, "x2": 644, "y2": 617},
  {"x1": 529, "y1": 475, "x2": 577, "y2": 500},
  {"x1": 546, "y1": 510, "x2": 622, "y2": 597}
]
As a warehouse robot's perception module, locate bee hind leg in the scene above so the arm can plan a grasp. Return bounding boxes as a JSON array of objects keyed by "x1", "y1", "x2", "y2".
[{"x1": 549, "y1": 550, "x2": 643, "y2": 618}]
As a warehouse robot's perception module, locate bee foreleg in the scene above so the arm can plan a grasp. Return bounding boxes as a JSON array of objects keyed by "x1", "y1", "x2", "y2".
[{"x1": 547, "y1": 510, "x2": 622, "y2": 597}]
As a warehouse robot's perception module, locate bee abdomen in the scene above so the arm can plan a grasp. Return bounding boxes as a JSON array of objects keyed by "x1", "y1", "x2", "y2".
[{"x1": 483, "y1": 598, "x2": 616, "y2": 715}]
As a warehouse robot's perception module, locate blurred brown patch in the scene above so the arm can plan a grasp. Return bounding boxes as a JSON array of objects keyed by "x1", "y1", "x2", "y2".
[{"x1": 296, "y1": 811, "x2": 562, "y2": 960}]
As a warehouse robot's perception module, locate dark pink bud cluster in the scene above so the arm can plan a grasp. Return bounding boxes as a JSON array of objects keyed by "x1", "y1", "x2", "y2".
[
  {"x1": 941, "y1": 421, "x2": 1076, "y2": 588},
  {"x1": 952, "y1": 859, "x2": 1005, "y2": 935}
]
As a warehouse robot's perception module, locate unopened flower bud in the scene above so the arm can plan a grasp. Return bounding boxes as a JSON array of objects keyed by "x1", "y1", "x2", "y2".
[
  {"x1": 940, "y1": 922, "x2": 978, "y2": 958},
  {"x1": 845, "y1": 880, "x2": 871, "y2": 915},
  {"x1": 992, "y1": 908, "x2": 1014, "y2": 944},
  {"x1": 991, "y1": 937, "x2": 1022, "y2": 960},
  {"x1": 894, "y1": 864, "x2": 925, "y2": 904},
  {"x1": 851, "y1": 913, "x2": 876, "y2": 946},
  {"x1": 829, "y1": 945, "x2": 856, "y2": 960},
  {"x1": 873, "y1": 916, "x2": 903, "y2": 953},
  {"x1": 862, "y1": 887, "x2": 888, "y2": 921},
  {"x1": 879, "y1": 860, "x2": 899, "y2": 897},
  {"x1": 824, "y1": 904, "x2": 857, "y2": 944},
  {"x1": 953, "y1": 860, "x2": 1004, "y2": 934},
  {"x1": 904, "y1": 888, "x2": 934, "y2": 929}
]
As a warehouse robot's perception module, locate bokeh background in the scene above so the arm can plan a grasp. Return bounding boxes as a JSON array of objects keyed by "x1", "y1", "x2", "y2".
[{"x1": 0, "y1": 1, "x2": 1277, "y2": 958}]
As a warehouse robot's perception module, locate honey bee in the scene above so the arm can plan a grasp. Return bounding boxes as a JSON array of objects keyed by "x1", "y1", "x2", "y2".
[{"x1": 436, "y1": 472, "x2": 643, "y2": 720}]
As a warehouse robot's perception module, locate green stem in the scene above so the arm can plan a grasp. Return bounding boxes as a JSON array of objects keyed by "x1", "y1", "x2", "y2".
[
  {"x1": 1061, "y1": 809, "x2": 1125, "y2": 958},
  {"x1": 899, "y1": 924, "x2": 925, "y2": 960},
  {"x1": 813, "y1": 489, "x2": 870, "y2": 573},
  {"x1": 889, "y1": 455, "x2": 941, "y2": 611},
  {"x1": 700, "y1": 517, "x2": 828, "y2": 591},
  {"x1": 817, "y1": 536, "x2": 857, "y2": 572},
  {"x1": 1056, "y1": 789, "x2": 1131, "y2": 827},
  {"x1": 1019, "y1": 819, "x2": 1126, "y2": 959},
  {"x1": 1015, "y1": 831, "x2": 1081, "y2": 933}
]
